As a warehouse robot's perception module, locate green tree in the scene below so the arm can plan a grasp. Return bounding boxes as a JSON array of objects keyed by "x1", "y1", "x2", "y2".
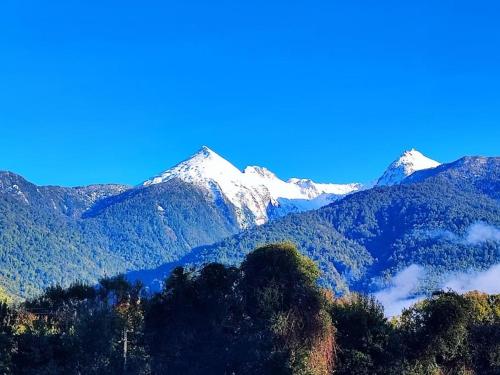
[
  {"x1": 0, "y1": 299, "x2": 13, "y2": 373},
  {"x1": 330, "y1": 293, "x2": 400, "y2": 374},
  {"x1": 12, "y1": 277, "x2": 148, "y2": 374},
  {"x1": 398, "y1": 292, "x2": 473, "y2": 374},
  {"x1": 145, "y1": 264, "x2": 240, "y2": 374},
  {"x1": 465, "y1": 292, "x2": 500, "y2": 374},
  {"x1": 236, "y1": 243, "x2": 334, "y2": 375}
]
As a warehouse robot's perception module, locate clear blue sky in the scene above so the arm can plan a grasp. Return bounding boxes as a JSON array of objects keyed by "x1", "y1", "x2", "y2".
[{"x1": 0, "y1": 1, "x2": 499, "y2": 186}]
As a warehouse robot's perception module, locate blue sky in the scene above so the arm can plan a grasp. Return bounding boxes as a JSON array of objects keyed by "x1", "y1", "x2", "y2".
[{"x1": 0, "y1": 1, "x2": 499, "y2": 186}]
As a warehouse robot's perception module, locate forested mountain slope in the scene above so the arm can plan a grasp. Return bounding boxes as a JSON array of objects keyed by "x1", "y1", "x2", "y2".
[
  {"x1": 0, "y1": 173, "x2": 241, "y2": 299},
  {"x1": 137, "y1": 157, "x2": 500, "y2": 293},
  {"x1": 0, "y1": 146, "x2": 365, "y2": 299},
  {"x1": 1, "y1": 154, "x2": 497, "y2": 299}
]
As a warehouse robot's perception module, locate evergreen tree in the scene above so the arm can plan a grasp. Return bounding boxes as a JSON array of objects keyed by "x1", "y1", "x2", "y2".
[
  {"x1": 398, "y1": 292, "x2": 473, "y2": 374},
  {"x1": 236, "y1": 243, "x2": 335, "y2": 375},
  {"x1": 331, "y1": 293, "x2": 400, "y2": 374}
]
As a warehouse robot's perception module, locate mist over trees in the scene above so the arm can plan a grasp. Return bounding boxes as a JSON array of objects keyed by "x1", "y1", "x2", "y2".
[{"x1": 0, "y1": 243, "x2": 499, "y2": 374}]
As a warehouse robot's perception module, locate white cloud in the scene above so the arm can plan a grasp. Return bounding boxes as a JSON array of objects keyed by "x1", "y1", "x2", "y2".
[
  {"x1": 374, "y1": 263, "x2": 500, "y2": 317},
  {"x1": 443, "y1": 264, "x2": 500, "y2": 294},
  {"x1": 423, "y1": 222, "x2": 500, "y2": 245},
  {"x1": 465, "y1": 222, "x2": 500, "y2": 244},
  {"x1": 374, "y1": 265, "x2": 425, "y2": 317},
  {"x1": 371, "y1": 222, "x2": 500, "y2": 317}
]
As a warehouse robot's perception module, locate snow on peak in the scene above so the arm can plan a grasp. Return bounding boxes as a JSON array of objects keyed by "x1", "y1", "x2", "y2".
[
  {"x1": 377, "y1": 149, "x2": 440, "y2": 186},
  {"x1": 288, "y1": 178, "x2": 362, "y2": 199},
  {"x1": 143, "y1": 147, "x2": 362, "y2": 227},
  {"x1": 143, "y1": 146, "x2": 241, "y2": 187},
  {"x1": 195, "y1": 145, "x2": 216, "y2": 158},
  {"x1": 243, "y1": 166, "x2": 277, "y2": 179}
]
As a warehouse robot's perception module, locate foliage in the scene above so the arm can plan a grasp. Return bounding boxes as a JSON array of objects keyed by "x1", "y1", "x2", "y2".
[
  {"x1": 237, "y1": 243, "x2": 334, "y2": 374},
  {"x1": 0, "y1": 245, "x2": 498, "y2": 374},
  {"x1": 6, "y1": 277, "x2": 148, "y2": 374},
  {"x1": 145, "y1": 243, "x2": 334, "y2": 375},
  {"x1": 145, "y1": 263, "x2": 240, "y2": 374},
  {"x1": 397, "y1": 291, "x2": 500, "y2": 374},
  {"x1": 331, "y1": 293, "x2": 400, "y2": 374}
]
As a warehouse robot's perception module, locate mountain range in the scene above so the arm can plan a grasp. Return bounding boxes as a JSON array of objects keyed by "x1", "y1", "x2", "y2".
[
  {"x1": 143, "y1": 146, "x2": 363, "y2": 226},
  {"x1": 1, "y1": 147, "x2": 498, "y2": 300},
  {"x1": 129, "y1": 154, "x2": 500, "y2": 296}
]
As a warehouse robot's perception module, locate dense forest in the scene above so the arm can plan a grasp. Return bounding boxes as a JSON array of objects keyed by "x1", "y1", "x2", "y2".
[
  {"x1": 0, "y1": 173, "x2": 241, "y2": 299},
  {"x1": 144, "y1": 179, "x2": 500, "y2": 295},
  {"x1": 0, "y1": 243, "x2": 498, "y2": 374}
]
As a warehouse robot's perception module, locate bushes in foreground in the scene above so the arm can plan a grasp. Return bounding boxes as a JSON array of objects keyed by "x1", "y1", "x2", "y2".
[{"x1": 0, "y1": 243, "x2": 498, "y2": 374}]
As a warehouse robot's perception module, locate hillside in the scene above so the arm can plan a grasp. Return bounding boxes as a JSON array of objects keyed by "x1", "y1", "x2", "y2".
[
  {"x1": 0, "y1": 147, "x2": 362, "y2": 299},
  {"x1": 1, "y1": 151, "x2": 497, "y2": 299},
  {"x1": 0, "y1": 174, "x2": 241, "y2": 298},
  {"x1": 136, "y1": 157, "x2": 500, "y2": 294}
]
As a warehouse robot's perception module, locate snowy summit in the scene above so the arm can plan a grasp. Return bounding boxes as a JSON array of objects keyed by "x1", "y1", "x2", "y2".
[
  {"x1": 377, "y1": 149, "x2": 440, "y2": 186},
  {"x1": 143, "y1": 146, "x2": 362, "y2": 227}
]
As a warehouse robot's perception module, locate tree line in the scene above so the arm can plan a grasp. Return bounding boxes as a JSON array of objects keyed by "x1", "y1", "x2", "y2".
[{"x1": 0, "y1": 243, "x2": 499, "y2": 374}]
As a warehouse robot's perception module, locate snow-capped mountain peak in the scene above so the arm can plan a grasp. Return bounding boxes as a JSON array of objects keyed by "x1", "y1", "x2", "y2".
[
  {"x1": 143, "y1": 146, "x2": 240, "y2": 187},
  {"x1": 143, "y1": 147, "x2": 362, "y2": 227},
  {"x1": 144, "y1": 147, "x2": 273, "y2": 227},
  {"x1": 377, "y1": 149, "x2": 440, "y2": 186}
]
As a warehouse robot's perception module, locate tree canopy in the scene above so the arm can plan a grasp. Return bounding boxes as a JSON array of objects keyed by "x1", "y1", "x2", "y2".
[{"x1": 0, "y1": 244, "x2": 498, "y2": 374}]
